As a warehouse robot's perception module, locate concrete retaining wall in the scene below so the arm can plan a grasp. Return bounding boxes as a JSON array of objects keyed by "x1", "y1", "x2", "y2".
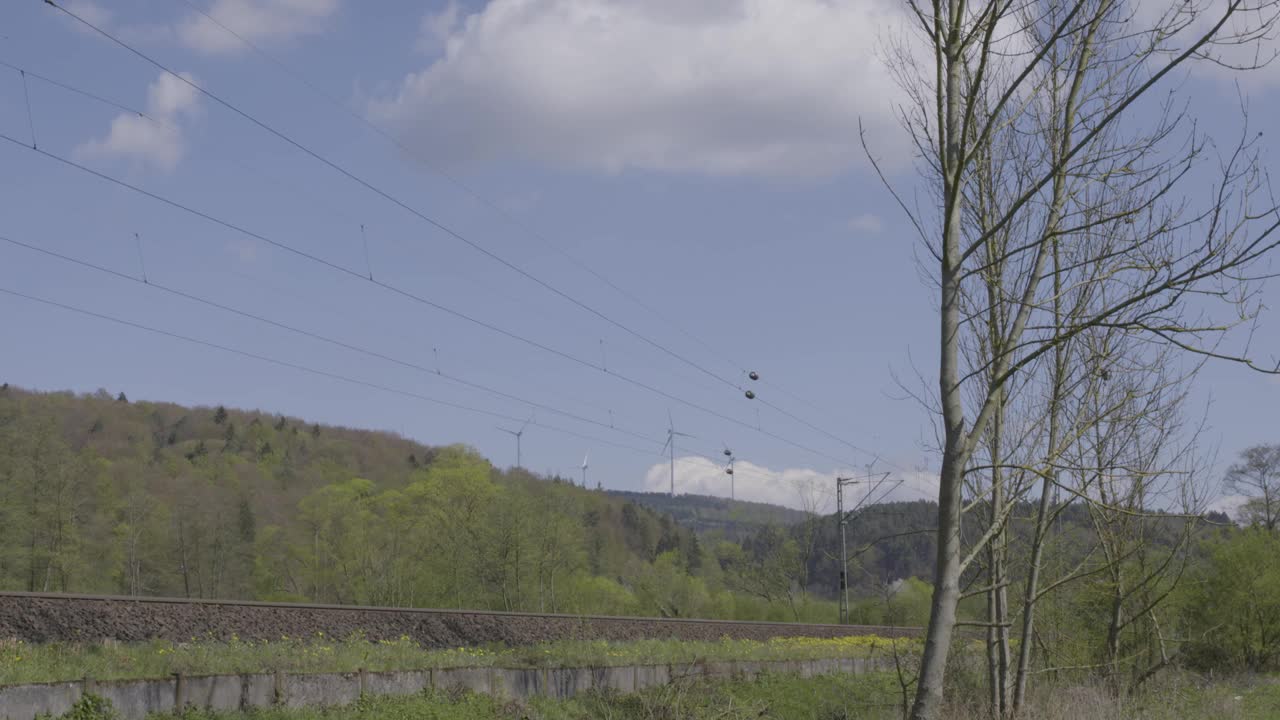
[{"x1": 0, "y1": 656, "x2": 892, "y2": 720}]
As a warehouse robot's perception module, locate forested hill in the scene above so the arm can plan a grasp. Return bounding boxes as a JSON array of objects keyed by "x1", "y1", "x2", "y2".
[
  {"x1": 0, "y1": 386, "x2": 835, "y2": 621},
  {"x1": 606, "y1": 490, "x2": 811, "y2": 540},
  {"x1": 0, "y1": 386, "x2": 715, "y2": 614},
  {"x1": 736, "y1": 498, "x2": 1231, "y2": 622}
]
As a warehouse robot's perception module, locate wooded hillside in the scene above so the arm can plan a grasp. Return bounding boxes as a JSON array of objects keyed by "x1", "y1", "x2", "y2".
[{"x1": 0, "y1": 386, "x2": 846, "y2": 622}]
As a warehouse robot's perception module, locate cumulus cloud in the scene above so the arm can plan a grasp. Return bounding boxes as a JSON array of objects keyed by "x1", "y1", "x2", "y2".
[
  {"x1": 77, "y1": 72, "x2": 201, "y2": 173},
  {"x1": 369, "y1": 0, "x2": 909, "y2": 178},
  {"x1": 643, "y1": 456, "x2": 937, "y2": 511},
  {"x1": 177, "y1": 0, "x2": 339, "y2": 54},
  {"x1": 1207, "y1": 493, "x2": 1249, "y2": 520},
  {"x1": 1129, "y1": 0, "x2": 1280, "y2": 83},
  {"x1": 417, "y1": 0, "x2": 462, "y2": 54}
]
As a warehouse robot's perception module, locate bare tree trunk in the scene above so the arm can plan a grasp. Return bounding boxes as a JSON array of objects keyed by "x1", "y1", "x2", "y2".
[
  {"x1": 1013, "y1": 237, "x2": 1065, "y2": 713},
  {"x1": 910, "y1": 1, "x2": 970, "y2": 711},
  {"x1": 913, "y1": 440, "x2": 965, "y2": 718},
  {"x1": 988, "y1": 398, "x2": 1011, "y2": 717},
  {"x1": 177, "y1": 518, "x2": 191, "y2": 599}
]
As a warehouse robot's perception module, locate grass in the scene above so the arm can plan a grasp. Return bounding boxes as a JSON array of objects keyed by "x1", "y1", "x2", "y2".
[
  {"x1": 41, "y1": 671, "x2": 1280, "y2": 719},
  {"x1": 941, "y1": 670, "x2": 1280, "y2": 720},
  {"x1": 47, "y1": 672, "x2": 910, "y2": 720},
  {"x1": 0, "y1": 634, "x2": 912, "y2": 685}
]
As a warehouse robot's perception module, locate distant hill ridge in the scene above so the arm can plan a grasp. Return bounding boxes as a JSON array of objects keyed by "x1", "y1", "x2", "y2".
[{"x1": 606, "y1": 490, "x2": 811, "y2": 539}]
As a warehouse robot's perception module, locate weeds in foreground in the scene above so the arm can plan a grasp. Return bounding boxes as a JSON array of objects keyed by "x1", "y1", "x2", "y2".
[
  {"x1": 25, "y1": 670, "x2": 1280, "y2": 720},
  {"x1": 0, "y1": 634, "x2": 906, "y2": 685},
  {"x1": 36, "y1": 694, "x2": 118, "y2": 720}
]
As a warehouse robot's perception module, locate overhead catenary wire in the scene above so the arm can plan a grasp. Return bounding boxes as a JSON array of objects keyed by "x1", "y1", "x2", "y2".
[
  {"x1": 0, "y1": 60, "x2": 785, "y2": 462},
  {"x1": 54, "y1": 0, "x2": 891, "y2": 468},
  {"x1": 175, "y1": 0, "x2": 869, "y2": 444},
  {"x1": 48, "y1": 0, "x2": 755, "y2": 399},
  {"x1": 5, "y1": 42, "x2": 896, "y2": 481},
  {"x1": 0, "y1": 283, "x2": 832, "y2": 493},
  {"x1": 0, "y1": 56, "x2": 376, "y2": 239},
  {"x1": 0, "y1": 58, "x2": 905, "y2": 503},
  {"x1": 173, "y1": 0, "x2": 870, "y2": 435},
  {"x1": 18, "y1": 68, "x2": 36, "y2": 149},
  {"x1": 6, "y1": 37, "x2": 890, "y2": 477},
  {"x1": 169, "y1": 0, "x2": 756, "y2": 381},
  {"x1": 0, "y1": 58, "x2": 142, "y2": 116},
  {"x1": 0, "y1": 130, "x2": 862, "y2": 470},
  {"x1": 0, "y1": 59, "x2": 632, "y2": 423},
  {"x1": 0, "y1": 231, "x2": 670, "y2": 449},
  {"x1": 757, "y1": 396, "x2": 909, "y2": 474},
  {"x1": 1, "y1": 234, "x2": 833, "y2": 498},
  {"x1": 0, "y1": 285, "x2": 668, "y2": 460}
]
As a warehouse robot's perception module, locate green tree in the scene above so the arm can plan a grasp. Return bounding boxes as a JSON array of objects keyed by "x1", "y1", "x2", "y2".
[{"x1": 1184, "y1": 529, "x2": 1280, "y2": 672}]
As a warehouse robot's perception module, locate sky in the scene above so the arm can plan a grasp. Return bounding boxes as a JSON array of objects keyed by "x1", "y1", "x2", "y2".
[{"x1": 0, "y1": 0, "x2": 1276, "y2": 513}]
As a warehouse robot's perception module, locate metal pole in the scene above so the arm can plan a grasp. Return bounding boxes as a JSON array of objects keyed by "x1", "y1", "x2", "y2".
[
  {"x1": 838, "y1": 478, "x2": 848, "y2": 624},
  {"x1": 669, "y1": 434, "x2": 675, "y2": 497}
]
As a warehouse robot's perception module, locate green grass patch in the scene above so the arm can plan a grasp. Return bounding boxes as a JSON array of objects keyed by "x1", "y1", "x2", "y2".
[
  {"x1": 51, "y1": 672, "x2": 907, "y2": 720},
  {"x1": 0, "y1": 635, "x2": 912, "y2": 685},
  {"x1": 26, "y1": 672, "x2": 1280, "y2": 720}
]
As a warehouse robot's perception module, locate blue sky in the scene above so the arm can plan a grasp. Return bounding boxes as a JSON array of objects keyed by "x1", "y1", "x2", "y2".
[{"x1": 0, "y1": 0, "x2": 1276, "y2": 511}]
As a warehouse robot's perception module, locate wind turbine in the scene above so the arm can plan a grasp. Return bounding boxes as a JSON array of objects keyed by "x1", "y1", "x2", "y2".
[
  {"x1": 581, "y1": 451, "x2": 590, "y2": 489},
  {"x1": 660, "y1": 410, "x2": 695, "y2": 498},
  {"x1": 496, "y1": 414, "x2": 533, "y2": 469}
]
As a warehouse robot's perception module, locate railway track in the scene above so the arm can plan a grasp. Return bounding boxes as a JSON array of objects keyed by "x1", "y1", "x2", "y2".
[{"x1": 0, "y1": 591, "x2": 920, "y2": 646}]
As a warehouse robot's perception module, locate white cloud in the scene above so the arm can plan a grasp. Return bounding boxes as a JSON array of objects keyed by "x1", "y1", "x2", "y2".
[
  {"x1": 369, "y1": 0, "x2": 909, "y2": 178},
  {"x1": 1207, "y1": 493, "x2": 1249, "y2": 520},
  {"x1": 417, "y1": 1, "x2": 462, "y2": 54},
  {"x1": 76, "y1": 72, "x2": 201, "y2": 173},
  {"x1": 1122, "y1": 1, "x2": 1280, "y2": 89},
  {"x1": 847, "y1": 213, "x2": 883, "y2": 234},
  {"x1": 643, "y1": 456, "x2": 937, "y2": 511},
  {"x1": 177, "y1": 0, "x2": 339, "y2": 54},
  {"x1": 58, "y1": 0, "x2": 173, "y2": 44}
]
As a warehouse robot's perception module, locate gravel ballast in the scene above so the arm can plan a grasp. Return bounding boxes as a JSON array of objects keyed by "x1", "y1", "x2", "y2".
[{"x1": 0, "y1": 592, "x2": 918, "y2": 647}]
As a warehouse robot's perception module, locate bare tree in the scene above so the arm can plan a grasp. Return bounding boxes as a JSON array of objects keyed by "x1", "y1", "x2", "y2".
[
  {"x1": 872, "y1": 0, "x2": 1280, "y2": 715},
  {"x1": 1064, "y1": 334, "x2": 1208, "y2": 692},
  {"x1": 1225, "y1": 444, "x2": 1280, "y2": 531}
]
